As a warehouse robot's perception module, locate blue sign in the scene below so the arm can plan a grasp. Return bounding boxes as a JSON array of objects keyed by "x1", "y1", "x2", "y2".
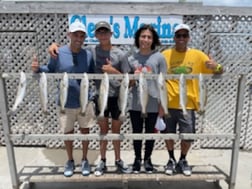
[{"x1": 69, "y1": 14, "x2": 183, "y2": 45}]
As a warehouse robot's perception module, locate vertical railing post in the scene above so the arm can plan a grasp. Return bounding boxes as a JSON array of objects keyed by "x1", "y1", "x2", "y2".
[
  {"x1": 0, "y1": 74, "x2": 19, "y2": 189},
  {"x1": 229, "y1": 74, "x2": 246, "y2": 189}
]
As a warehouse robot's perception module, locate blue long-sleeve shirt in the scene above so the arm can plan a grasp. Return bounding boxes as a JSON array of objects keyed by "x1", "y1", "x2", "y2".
[{"x1": 39, "y1": 45, "x2": 94, "y2": 108}]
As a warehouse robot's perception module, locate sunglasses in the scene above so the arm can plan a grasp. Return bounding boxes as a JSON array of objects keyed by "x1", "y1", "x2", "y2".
[
  {"x1": 96, "y1": 30, "x2": 110, "y2": 35},
  {"x1": 175, "y1": 33, "x2": 189, "y2": 38}
]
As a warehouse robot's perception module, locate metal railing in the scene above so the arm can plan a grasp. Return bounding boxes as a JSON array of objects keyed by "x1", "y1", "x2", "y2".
[{"x1": 0, "y1": 72, "x2": 246, "y2": 189}]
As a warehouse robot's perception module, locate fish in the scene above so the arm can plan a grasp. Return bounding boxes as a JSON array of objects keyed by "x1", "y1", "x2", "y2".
[
  {"x1": 139, "y1": 72, "x2": 149, "y2": 117},
  {"x1": 11, "y1": 71, "x2": 27, "y2": 112},
  {"x1": 157, "y1": 72, "x2": 169, "y2": 117},
  {"x1": 198, "y1": 73, "x2": 208, "y2": 115},
  {"x1": 118, "y1": 73, "x2": 129, "y2": 121},
  {"x1": 39, "y1": 72, "x2": 49, "y2": 115},
  {"x1": 98, "y1": 72, "x2": 109, "y2": 119},
  {"x1": 179, "y1": 73, "x2": 188, "y2": 116},
  {"x1": 59, "y1": 72, "x2": 68, "y2": 113},
  {"x1": 80, "y1": 73, "x2": 89, "y2": 116}
]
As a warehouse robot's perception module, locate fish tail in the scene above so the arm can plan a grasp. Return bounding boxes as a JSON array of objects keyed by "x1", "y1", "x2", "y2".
[
  {"x1": 8, "y1": 109, "x2": 15, "y2": 116},
  {"x1": 198, "y1": 110, "x2": 205, "y2": 115},
  {"x1": 97, "y1": 115, "x2": 105, "y2": 121},
  {"x1": 141, "y1": 112, "x2": 147, "y2": 118},
  {"x1": 182, "y1": 109, "x2": 188, "y2": 116},
  {"x1": 164, "y1": 112, "x2": 171, "y2": 119},
  {"x1": 11, "y1": 106, "x2": 17, "y2": 113},
  {"x1": 80, "y1": 112, "x2": 86, "y2": 116},
  {"x1": 43, "y1": 110, "x2": 50, "y2": 115},
  {"x1": 119, "y1": 114, "x2": 127, "y2": 122}
]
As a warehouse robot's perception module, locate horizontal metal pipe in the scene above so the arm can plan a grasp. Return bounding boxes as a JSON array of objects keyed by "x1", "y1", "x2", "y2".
[
  {"x1": 9, "y1": 133, "x2": 235, "y2": 141},
  {"x1": 1, "y1": 72, "x2": 240, "y2": 80}
]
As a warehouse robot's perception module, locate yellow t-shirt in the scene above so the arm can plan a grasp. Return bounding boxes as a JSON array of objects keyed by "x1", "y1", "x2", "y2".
[{"x1": 162, "y1": 48, "x2": 213, "y2": 111}]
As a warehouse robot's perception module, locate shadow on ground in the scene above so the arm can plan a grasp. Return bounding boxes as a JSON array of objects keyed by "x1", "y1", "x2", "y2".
[{"x1": 29, "y1": 180, "x2": 222, "y2": 189}]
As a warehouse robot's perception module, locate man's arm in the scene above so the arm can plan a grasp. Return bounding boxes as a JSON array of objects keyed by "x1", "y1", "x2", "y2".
[{"x1": 48, "y1": 43, "x2": 60, "y2": 59}]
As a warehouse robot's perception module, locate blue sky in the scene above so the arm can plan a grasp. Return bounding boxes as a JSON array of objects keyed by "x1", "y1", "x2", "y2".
[{"x1": 203, "y1": 0, "x2": 252, "y2": 7}]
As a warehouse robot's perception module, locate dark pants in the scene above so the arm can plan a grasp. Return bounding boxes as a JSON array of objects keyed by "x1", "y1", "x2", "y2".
[{"x1": 129, "y1": 110, "x2": 158, "y2": 160}]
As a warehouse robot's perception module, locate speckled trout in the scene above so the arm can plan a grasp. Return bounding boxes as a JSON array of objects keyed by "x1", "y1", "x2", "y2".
[
  {"x1": 98, "y1": 72, "x2": 109, "y2": 118},
  {"x1": 199, "y1": 73, "x2": 207, "y2": 115},
  {"x1": 139, "y1": 72, "x2": 148, "y2": 117},
  {"x1": 157, "y1": 72, "x2": 169, "y2": 117},
  {"x1": 118, "y1": 73, "x2": 129, "y2": 121},
  {"x1": 179, "y1": 73, "x2": 188, "y2": 116},
  {"x1": 60, "y1": 72, "x2": 68, "y2": 113},
  {"x1": 11, "y1": 71, "x2": 27, "y2": 112},
  {"x1": 39, "y1": 72, "x2": 49, "y2": 115},
  {"x1": 80, "y1": 73, "x2": 89, "y2": 116}
]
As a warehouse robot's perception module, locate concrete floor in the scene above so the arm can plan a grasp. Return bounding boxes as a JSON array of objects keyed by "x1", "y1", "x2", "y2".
[{"x1": 0, "y1": 146, "x2": 251, "y2": 189}]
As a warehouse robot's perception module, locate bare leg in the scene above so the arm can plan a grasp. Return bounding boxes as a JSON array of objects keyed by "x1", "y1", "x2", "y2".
[
  {"x1": 65, "y1": 130, "x2": 74, "y2": 160},
  {"x1": 80, "y1": 128, "x2": 89, "y2": 160},
  {"x1": 165, "y1": 139, "x2": 175, "y2": 151},
  {"x1": 111, "y1": 119, "x2": 122, "y2": 161},
  {"x1": 98, "y1": 118, "x2": 109, "y2": 159},
  {"x1": 181, "y1": 140, "x2": 191, "y2": 156}
]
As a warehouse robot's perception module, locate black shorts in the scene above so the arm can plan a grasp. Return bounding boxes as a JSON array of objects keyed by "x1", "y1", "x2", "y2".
[
  {"x1": 94, "y1": 96, "x2": 121, "y2": 120},
  {"x1": 161, "y1": 109, "x2": 196, "y2": 138}
]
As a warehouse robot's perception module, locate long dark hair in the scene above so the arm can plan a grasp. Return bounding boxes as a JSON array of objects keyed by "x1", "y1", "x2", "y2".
[{"x1": 134, "y1": 24, "x2": 161, "y2": 50}]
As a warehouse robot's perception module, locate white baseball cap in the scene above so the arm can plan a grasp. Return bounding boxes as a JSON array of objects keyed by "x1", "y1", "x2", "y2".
[
  {"x1": 174, "y1": 24, "x2": 190, "y2": 33},
  {"x1": 69, "y1": 20, "x2": 86, "y2": 33}
]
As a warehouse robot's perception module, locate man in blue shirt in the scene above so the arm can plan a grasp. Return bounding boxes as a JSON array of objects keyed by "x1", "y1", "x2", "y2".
[
  {"x1": 48, "y1": 21, "x2": 132, "y2": 176},
  {"x1": 31, "y1": 20, "x2": 95, "y2": 177}
]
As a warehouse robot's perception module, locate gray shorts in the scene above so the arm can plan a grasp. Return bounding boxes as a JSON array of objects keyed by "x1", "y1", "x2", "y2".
[
  {"x1": 162, "y1": 109, "x2": 195, "y2": 134},
  {"x1": 58, "y1": 102, "x2": 96, "y2": 133}
]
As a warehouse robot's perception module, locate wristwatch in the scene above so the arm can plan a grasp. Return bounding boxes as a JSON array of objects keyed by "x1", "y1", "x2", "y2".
[{"x1": 215, "y1": 64, "x2": 222, "y2": 72}]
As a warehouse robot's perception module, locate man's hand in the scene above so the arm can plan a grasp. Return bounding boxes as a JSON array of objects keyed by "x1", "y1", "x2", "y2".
[
  {"x1": 205, "y1": 55, "x2": 218, "y2": 70},
  {"x1": 205, "y1": 55, "x2": 224, "y2": 73},
  {"x1": 102, "y1": 58, "x2": 120, "y2": 74},
  {"x1": 48, "y1": 43, "x2": 60, "y2": 59},
  {"x1": 158, "y1": 104, "x2": 165, "y2": 118}
]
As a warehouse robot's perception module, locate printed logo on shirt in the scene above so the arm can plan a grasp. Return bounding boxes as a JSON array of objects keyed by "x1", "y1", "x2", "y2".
[
  {"x1": 134, "y1": 65, "x2": 152, "y2": 74},
  {"x1": 171, "y1": 66, "x2": 192, "y2": 74}
]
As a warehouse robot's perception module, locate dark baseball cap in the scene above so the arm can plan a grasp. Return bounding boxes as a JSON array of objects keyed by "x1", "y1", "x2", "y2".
[{"x1": 95, "y1": 21, "x2": 111, "y2": 32}]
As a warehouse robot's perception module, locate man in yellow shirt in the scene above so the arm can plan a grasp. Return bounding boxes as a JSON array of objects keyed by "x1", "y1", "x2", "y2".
[{"x1": 161, "y1": 24, "x2": 223, "y2": 176}]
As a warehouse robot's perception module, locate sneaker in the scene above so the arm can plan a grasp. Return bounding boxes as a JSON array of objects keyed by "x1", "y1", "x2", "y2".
[
  {"x1": 81, "y1": 159, "x2": 91, "y2": 176},
  {"x1": 115, "y1": 159, "x2": 132, "y2": 174},
  {"x1": 176, "y1": 159, "x2": 192, "y2": 176},
  {"x1": 64, "y1": 160, "x2": 75, "y2": 177},
  {"x1": 132, "y1": 158, "x2": 141, "y2": 173},
  {"x1": 144, "y1": 158, "x2": 154, "y2": 173},
  {"x1": 94, "y1": 160, "x2": 107, "y2": 176},
  {"x1": 164, "y1": 159, "x2": 176, "y2": 175}
]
